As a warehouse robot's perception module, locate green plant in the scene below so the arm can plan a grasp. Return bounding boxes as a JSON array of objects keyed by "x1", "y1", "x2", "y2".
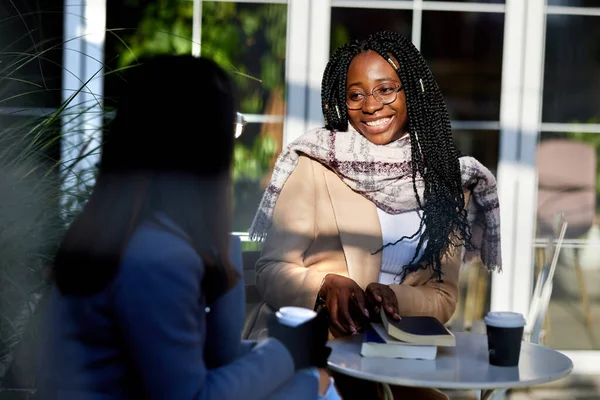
[
  {"x1": 0, "y1": 110, "x2": 98, "y2": 384},
  {"x1": 0, "y1": 12, "x2": 107, "y2": 381}
]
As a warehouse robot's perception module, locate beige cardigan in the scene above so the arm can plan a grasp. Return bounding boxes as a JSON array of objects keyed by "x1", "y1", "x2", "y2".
[{"x1": 243, "y1": 155, "x2": 469, "y2": 340}]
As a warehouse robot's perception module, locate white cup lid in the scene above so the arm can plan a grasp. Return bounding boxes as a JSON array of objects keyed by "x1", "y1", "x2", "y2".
[
  {"x1": 484, "y1": 311, "x2": 526, "y2": 328},
  {"x1": 279, "y1": 306, "x2": 316, "y2": 320},
  {"x1": 276, "y1": 307, "x2": 317, "y2": 327}
]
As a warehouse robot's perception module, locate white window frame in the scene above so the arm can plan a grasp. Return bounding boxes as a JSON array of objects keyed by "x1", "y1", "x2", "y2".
[{"x1": 61, "y1": 0, "x2": 106, "y2": 215}]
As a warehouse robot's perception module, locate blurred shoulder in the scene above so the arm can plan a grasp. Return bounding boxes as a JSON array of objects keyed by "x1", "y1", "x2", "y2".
[{"x1": 121, "y1": 217, "x2": 204, "y2": 282}]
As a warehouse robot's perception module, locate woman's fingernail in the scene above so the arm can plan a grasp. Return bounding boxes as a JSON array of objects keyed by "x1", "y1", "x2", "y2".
[
  {"x1": 387, "y1": 306, "x2": 393, "y2": 312},
  {"x1": 364, "y1": 309, "x2": 370, "y2": 317},
  {"x1": 376, "y1": 295, "x2": 382, "y2": 302},
  {"x1": 394, "y1": 313, "x2": 401, "y2": 320}
]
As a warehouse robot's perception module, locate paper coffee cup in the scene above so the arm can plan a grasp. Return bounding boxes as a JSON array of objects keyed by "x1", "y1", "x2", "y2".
[
  {"x1": 276, "y1": 306, "x2": 317, "y2": 327},
  {"x1": 484, "y1": 311, "x2": 526, "y2": 367},
  {"x1": 484, "y1": 312, "x2": 526, "y2": 329}
]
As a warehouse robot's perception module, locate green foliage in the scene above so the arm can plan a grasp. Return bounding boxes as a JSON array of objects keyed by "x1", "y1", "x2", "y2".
[
  {"x1": 233, "y1": 135, "x2": 277, "y2": 182},
  {"x1": 0, "y1": 108, "x2": 97, "y2": 382},
  {"x1": 113, "y1": 1, "x2": 286, "y2": 231},
  {"x1": 116, "y1": 1, "x2": 287, "y2": 114},
  {"x1": 232, "y1": 133, "x2": 277, "y2": 230},
  {"x1": 0, "y1": 11, "x2": 104, "y2": 377},
  {"x1": 117, "y1": 0, "x2": 194, "y2": 67},
  {"x1": 330, "y1": 25, "x2": 351, "y2": 54}
]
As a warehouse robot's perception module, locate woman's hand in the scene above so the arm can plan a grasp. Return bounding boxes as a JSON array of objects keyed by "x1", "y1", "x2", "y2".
[
  {"x1": 319, "y1": 275, "x2": 369, "y2": 336},
  {"x1": 366, "y1": 283, "x2": 400, "y2": 320}
]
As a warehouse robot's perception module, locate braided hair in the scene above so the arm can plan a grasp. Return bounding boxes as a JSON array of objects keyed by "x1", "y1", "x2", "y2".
[{"x1": 321, "y1": 30, "x2": 474, "y2": 282}]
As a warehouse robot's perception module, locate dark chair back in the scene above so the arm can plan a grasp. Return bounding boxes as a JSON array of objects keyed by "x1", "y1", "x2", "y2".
[{"x1": 242, "y1": 251, "x2": 262, "y2": 305}]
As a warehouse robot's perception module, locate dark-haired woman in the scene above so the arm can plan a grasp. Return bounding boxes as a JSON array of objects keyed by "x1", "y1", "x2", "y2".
[
  {"x1": 35, "y1": 55, "x2": 337, "y2": 400},
  {"x1": 244, "y1": 31, "x2": 502, "y2": 399}
]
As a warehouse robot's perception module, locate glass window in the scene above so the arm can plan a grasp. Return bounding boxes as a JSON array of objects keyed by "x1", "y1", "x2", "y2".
[
  {"x1": 0, "y1": 0, "x2": 63, "y2": 108},
  {"x1": 548, "y1": 0, "x2": 600, "y2": 6},
  {"x1": 233, "y1": 121, "x2": 282, "y2": 232},
  {"x1": 105, "y1": 1, "x2": 286, "y2": 117},
  {"x1": 330, "y1": 8, "x2": 412, "y2": 53},
  {"x1": 105, "y1": 1, "x2": 288, "y2": 233},
  {"x1": 421, "y1": 12, "x2": 504, "y2": 121},
  {"x1": 200, "y1": 2, "x2": 287, "y2": 116},
  {"x1": 104, "y1": 0, "x2": 196, "y2": 109},
  {"x1": 534, "y1": 132, "x2": 600, "y2": 350},
  {"x1": 453, "y1": 130, "x2": 499, "y2": 175},
  {"x1": 542, "y1": 15, "x2": 600, "y2": 124}
]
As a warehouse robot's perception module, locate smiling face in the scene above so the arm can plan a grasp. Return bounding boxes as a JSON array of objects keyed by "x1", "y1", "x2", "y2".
[{"x1": 346, "y1": 51, "x2": 408, "y2": 145}]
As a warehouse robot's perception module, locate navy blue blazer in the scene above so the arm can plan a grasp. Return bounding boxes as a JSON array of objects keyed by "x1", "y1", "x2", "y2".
[{"x1": 35, "y1": 217, "x2": 318, "y2": 399}]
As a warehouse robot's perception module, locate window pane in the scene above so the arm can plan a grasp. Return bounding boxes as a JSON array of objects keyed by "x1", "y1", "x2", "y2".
[
  {"x1": 201, "y1": 2, "x2": 287, "y2": 116},
  {"x1": 548, "y1": 0, "x2": 600, "y2": 6},
  {"x1": 105, "y1": 1, "x2": 287, "y2": 116},
  {"x1": 0, "y1": 0, "x2": 63, "y2": 108},
  {"x1": 421, "y1": 12, "x2": 504, "y2": 121},
  {"x1": 233, "y1": 122, "x2": 282, "y2": 232},
  {"x1": 453, "y1": 130, "x2": 499, "y2": 175},
  {"x1": 330, "y1": 8, "x2": 412, "y2": 53},
  {"x1": 535, "y1": 132, "x2": 600, "y2": 350},
  {"x1": 105, "y1": 1, "x2": 287, "y2": 233},
  {"x1": 542, "y1": 15, "x2": 600, "y2": 124}
]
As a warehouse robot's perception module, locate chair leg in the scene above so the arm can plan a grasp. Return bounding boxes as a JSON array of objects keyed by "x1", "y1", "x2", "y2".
[
  {"x1": 573, "y1": 248, "x2": 593, "y2": 328},
  {"x1": 463, "y1": 264, "x2": 480, "y2": 331},
  {"x1": 535, "y1": 247, "x2": 551, "y2": 343},
  {"x1": 535, "y1": 247, "x2": 545, "y2": 275}
]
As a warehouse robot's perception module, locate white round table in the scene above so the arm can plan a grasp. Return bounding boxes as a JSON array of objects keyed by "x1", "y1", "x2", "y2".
[{"x1": 327, "y1": 332, "x2": 573, "y2": 400}]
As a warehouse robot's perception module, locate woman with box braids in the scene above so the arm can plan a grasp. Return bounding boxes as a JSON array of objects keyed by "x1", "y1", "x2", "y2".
[
  {"x1": 248, "y1": 30, "x2": 501, "y2": 400},
  {"x1": 320, "y1": 30, "x2": 472, "y2": 283}
]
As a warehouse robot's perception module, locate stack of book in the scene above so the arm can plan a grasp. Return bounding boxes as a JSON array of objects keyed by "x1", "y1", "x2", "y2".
[{"x1": 360, "y1": 309, "x2": 456, "y2": 360}]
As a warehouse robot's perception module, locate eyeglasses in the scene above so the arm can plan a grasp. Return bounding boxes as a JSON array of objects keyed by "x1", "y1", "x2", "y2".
[{"x1": 345, "y1": 83, "x2": 404, "y2": 110}]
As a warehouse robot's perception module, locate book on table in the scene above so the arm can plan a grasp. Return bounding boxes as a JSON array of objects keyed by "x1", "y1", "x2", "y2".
[
  {"x1": 360, "y1": 309, "x2": 456, "y2": 360},
  {"x1": 379, "y1": 308, "x2": 456, "y2": 347},
  {"x1": 361, "y1": 323, "x2": 438, "y2": 360}
]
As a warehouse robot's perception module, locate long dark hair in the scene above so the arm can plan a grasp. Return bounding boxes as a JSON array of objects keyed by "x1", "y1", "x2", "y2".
[
  {"x1": 53, "y1": 55, "x2": 238, "y2": 303},
  {"x1": 321, "y1": 31, "x2": 474, "y2": 281}
]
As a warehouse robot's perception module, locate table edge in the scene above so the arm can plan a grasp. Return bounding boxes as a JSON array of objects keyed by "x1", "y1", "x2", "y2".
[
  {"x1": 327, "y1": 362, "x2": 573, "y2": 390},
  {"x1": 327, "y1": 333, "x2": 575, "y2": 390}
]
